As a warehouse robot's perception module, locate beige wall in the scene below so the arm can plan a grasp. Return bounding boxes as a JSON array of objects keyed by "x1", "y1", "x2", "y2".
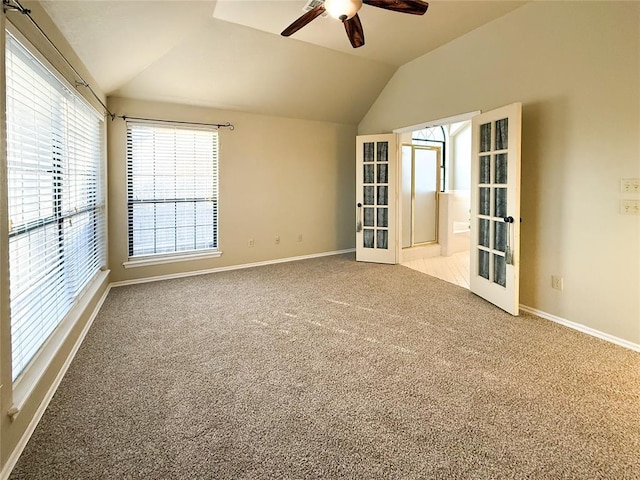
[
  {"x1": 359, "y1": 1, "x2": 640, "y2": 344},
  {"x1": 107, "y1": 97, "x2": 356, "y2": 283}
]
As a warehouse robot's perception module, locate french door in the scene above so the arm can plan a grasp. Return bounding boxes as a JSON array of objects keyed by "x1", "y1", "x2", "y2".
[
  {"x1": 355, "y1": 134, "x2": 397, "y2": 264},
  {"x1": 470, "y1": 103, "x2": 522, "y2": 315}
]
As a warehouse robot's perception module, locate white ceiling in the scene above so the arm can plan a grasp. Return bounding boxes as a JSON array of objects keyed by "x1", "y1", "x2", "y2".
[{"x1": 39, "y1": 0, "x2": 525, "y2": 124}]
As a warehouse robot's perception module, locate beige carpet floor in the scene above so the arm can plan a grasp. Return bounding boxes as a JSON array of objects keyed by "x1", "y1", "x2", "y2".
[{"x1": 9, "y1": 253, "x2": 640, "y2": 479}]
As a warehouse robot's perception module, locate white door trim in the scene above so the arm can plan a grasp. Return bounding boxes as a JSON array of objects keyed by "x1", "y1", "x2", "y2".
[{"x1": 393, "y1": 110, "x2": 481, "y2": 134}]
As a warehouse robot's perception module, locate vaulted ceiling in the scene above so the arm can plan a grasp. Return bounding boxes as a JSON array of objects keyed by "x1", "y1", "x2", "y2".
[{"x1": 39, "y1": 0, "x2": 525, "y2": 124}]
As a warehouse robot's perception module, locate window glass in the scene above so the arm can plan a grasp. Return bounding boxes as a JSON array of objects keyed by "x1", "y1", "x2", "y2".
[
  {"x1": 126, "y1": 122, "x2": 219, "y2": 257},
  {"x1": 6, "y1": 31, "x2": 105, "y2": 380}
]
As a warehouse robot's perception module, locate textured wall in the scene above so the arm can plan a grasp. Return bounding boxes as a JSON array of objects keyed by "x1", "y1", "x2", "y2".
[
  {"x1": 107, "y1": 97, "x2": 357, "y2": 283},
  {"x1": 359, "y1": 1, "x2": 640, "y2": 344}
]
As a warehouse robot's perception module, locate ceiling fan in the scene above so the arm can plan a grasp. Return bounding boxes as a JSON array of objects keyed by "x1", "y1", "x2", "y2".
[{"x1": 281, "y1": 0, "x2": 429, "y2": 49}]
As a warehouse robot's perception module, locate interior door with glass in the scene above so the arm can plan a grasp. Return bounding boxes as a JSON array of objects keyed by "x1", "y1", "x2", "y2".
[
  {"x1": 356, "y1": 134, "x2": 397, "y2": 264},
  {"x1": 470, "y1": 103, "x2": 522, "y2": 315}
]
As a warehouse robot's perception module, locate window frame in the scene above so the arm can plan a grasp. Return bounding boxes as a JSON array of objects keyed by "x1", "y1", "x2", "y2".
[
  {"x1": 4, "y1": 23, "x2": 108, "y2": 399},
  {"x1": 124, "y1": 120, "x2": 221, "y2": 268}
]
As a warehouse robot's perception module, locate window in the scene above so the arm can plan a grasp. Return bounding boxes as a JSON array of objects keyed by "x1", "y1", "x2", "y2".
[
  {"x1": 5, "y1": 31, "x2": 106, "y2": 380},
  {"x1": 126, "y1": 122, "x2": 219, "y2": 259},
  {"x1": 413, "y1": 125, "x2": 446, "y2": 192}
]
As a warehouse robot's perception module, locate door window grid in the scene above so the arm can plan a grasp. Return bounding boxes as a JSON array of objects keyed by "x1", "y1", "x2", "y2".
[
  {"x1": 477, "y1": 119, "x2": 509, "y2": 287},
  {"x1": 362, "y1": 141, "x2": 389, "y2": 249}
]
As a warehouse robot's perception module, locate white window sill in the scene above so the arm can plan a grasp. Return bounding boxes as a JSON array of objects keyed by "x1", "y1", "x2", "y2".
[
  {"x1": 10, "y1": 269, "x2": 110, "y2": 417},
  {"x1": 123, "y1": 250, "x2": 222, "y2": 269}
]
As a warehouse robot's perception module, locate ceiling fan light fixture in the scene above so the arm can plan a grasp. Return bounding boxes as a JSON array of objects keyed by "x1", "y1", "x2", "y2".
[{"x1": 324, "y1": 0, "x2": 363, "y2": 21}]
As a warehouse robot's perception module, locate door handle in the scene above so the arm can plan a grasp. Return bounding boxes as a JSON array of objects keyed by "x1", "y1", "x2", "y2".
[
  {"x1": 356, "y1": 202, "x2": 363, "y2": 232},
  {"x1": 503, "y1": 216, "x2": 514, "y2": 264}
]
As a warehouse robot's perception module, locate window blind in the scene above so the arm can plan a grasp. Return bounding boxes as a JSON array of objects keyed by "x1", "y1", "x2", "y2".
[
  {"x1": 126, "y1": 122, "x2": 218, "y2": 258},
  {"x1": 5, "y1": 31, "x2": 106, "y2": 380}
]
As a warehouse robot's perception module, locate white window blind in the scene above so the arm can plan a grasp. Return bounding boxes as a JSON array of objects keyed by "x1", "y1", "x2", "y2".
[
  {"x1": 5, "y1": 31, "x2": 106, "y2": 380},
  {"x1": 126, "y1": 122, "x2": 218, "y2": 258}
]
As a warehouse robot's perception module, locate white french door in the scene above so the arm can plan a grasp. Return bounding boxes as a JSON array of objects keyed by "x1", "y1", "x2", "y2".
[
  {"x1": 355, "y1": 134, "x2": 397, "y2": 264},
  {"x1": 470, "y1": 103, "x2": 522, "y2": 315}
]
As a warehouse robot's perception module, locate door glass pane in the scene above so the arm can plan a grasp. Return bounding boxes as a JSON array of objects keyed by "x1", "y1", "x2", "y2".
[
  {"x1": 377, "y1": 142, "x2": 388, "y2": 162},
  {"x1": 495, "y1": 188, "x2": 507, "y2": 218},
  {"x1": 414, "y1": 148, "x2": 438, "y2": 244},
  {"x1": 363, "y1": 229, "x2": 374, "y2": 248},
  {"x1": 495, "y1": 154, "x2": 508, "y2": 184},
  {"x1": 377, "y1": 186, "x2": 388, "y2": 205},
  {"x1": 364, "y1": 186, "x2": 374, "y2": 205},
  {"x1": 479, "y1": 187, "x2": 490, "y2": 216},
  {"x1": 376, "y1": 230, "x2": 388, "y2": 249},
  {"x1": 364, "y1": 207, "x2": 374, "y2": 227},
  {"x1": 377, "y1": 208, "x2": 388, "y2": 228},
  {"x1": 479, "y1": 218, "x2": 490, "y2": 247},
  {"x1": 363, "y1": 142, "x2": 374, "y2": 162},
  {"x1": 494, "y1": 254, "x2": 506, "y2": 287},
  {"x1": 377, "y1": 163, "x2": 388, "y2": 184},
  {"x1": 363, "y1": 164, "x2": 374, "y2": 184},
  {"x1": 480, "y1": 156, "x2": 490, "y2": 184},
  {"x1": 479, "y1": 250, "x2": 489, "y2": 279},
  {"x1": 495, "y1": 118, "x2": 508, "y2": 150},
  {"x1": 480, "y1": 123, "x2": 491, "y2": 153},
  {"x1": 494, "y1": 221, "x2": 506, "y2": 252}
]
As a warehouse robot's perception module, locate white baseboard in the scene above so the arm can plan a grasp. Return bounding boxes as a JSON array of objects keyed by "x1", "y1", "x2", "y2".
[
  {"x1": 1, "y1": 282, "x2": 112, "y2": 480},
  {"x1": 111, "y1": 248, "x2": 356, "y2": 287},
  {"x1": 519, "y1": 304, "x2": 640, "y2": 352}
]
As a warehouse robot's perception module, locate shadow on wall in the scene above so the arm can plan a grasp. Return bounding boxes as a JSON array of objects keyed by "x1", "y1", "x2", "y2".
[
  {"x1": 335, "y1": 126, "x2": 357, "y2": 249},
  {"x1": 519, "y1": 97, "x2": 569, "y2": 306}
]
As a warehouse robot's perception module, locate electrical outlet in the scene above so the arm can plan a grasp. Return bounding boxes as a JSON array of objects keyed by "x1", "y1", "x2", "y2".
[
  {"x1": 620, "y1": 178, "x2": 640, "y2": 193},
  {"x1": 297, "y1": 234, "x2": 303, "y2": 243},
  {"x1": 275, "y1": 235, "x2": 280, "y2": 245},
  {"x1": 620, "y1": 199, "x2": 640, "y2": 215},
  {"x1": 248, "y1": 239, "x2": 254, "y2": 247},
  {"x1": 551, "y1": 275, "x2": 563, "y2": 291}
]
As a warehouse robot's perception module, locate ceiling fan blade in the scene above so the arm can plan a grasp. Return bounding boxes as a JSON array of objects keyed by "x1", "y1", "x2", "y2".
[
  {"x1": 281, "y1": 5, "x2": 326, "y2": 37},
  {"x1": 363, "y1": 0, "x2": 429, "y2": 15},
  {"x1": 344, "y1": 13, "x2": 365, "y2": 48}
]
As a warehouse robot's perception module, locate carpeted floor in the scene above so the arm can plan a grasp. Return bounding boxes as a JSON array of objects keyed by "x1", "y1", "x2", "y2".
[{"x1": 9, "y1": 253, "x2": 640, "y2": 479}]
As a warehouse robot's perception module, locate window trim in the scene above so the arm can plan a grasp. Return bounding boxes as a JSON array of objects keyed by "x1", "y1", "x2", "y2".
[
  {"x1": 122, "y1": 249, "x2": 222, "y2": 269},
  {"x1": 11, "y1": 270, "x2": 109, "y2": 414},
  {"x1": 125, "y1": 120, "x2": 220, "y2": 262},
  {"x1": 4, "y1": 22, "x2": 108, "y2": 408}
]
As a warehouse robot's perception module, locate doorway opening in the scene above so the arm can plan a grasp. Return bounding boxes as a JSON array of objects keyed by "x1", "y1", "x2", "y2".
[
  {"x1": 398, "y1": 118, "x2": 472, "y2": 289},
  {"x1": 401, "y1": 145, "x2": 441, "y2": 248}
]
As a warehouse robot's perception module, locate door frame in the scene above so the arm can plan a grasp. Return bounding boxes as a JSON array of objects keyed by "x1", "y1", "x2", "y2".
[
  {"x1": 394, "y1": 111, "x2": 480, "y2": 263},
  {"x1": 401, "y1": 144, "x2": 442, "y2": 248}
]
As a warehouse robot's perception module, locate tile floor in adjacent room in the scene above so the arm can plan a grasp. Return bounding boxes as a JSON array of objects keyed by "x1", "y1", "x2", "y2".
[{"x1": 402, "y1": 250, "x2": 470, "y2": 289}]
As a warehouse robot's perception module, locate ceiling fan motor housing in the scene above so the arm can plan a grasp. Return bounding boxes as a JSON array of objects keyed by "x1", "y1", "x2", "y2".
[
  {"x1": 282, "y1": 0, "x2": 428, "y2": 49},
  {"x1": 324, "y1": 0, "x2": 363, "y2": 21}
]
